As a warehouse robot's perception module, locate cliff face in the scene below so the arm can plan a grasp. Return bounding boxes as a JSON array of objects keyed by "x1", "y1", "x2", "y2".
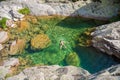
[{"x1": 0, "y1": 0, "x2": 119, "y2": 20}]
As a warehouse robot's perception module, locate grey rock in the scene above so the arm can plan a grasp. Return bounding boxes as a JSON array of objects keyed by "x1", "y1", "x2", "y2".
[
  {"x1": 92, "y1": 21, "x2": 120, "y2": 59},
  {"x1": 0, "y1": 0, "x2": 24, "y2": 20},
  {"x1": 0, "y1": 0, "x2": 119, "y2": 20},
  {"x1": 0, "y1": 31, "x2": 9, "y2": 44},
  {"x1": 6, "y1": 65, "x2": 90, "y2": 80},
  {"x1": 0, "y1": 58, "x2": 19, "y2": 79}
]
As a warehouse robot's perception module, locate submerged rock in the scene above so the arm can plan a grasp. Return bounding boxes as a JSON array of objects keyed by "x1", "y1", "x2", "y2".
[
  {"x1": 0, "y1": 31, "x2": 9, "y2": 44},
  {"x1": 92, "y1": 21, "x2": 120, "y2": 59},
  {"x1": 31, "y1": 34, "x2": 51, "y2": 50},
  {"x1": 17, "y1": 20, "x2": 30, "y2": 32},
  {"x1": 6, "y1": 65, "x2": 90, "y2": 80},
  {"x1": 9, "y1": 39, "x2": 26, "y2": 55},
  {"x1": 65, "y1": 52, "x2": 80, "y2": 66}
]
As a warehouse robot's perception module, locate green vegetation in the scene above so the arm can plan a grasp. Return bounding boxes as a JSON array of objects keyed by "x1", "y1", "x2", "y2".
[
  {"x1": 18, "y1": 7, "x2": 30, "y2": 15},
  {"x1": 0, "y1": 17, "x2": 7, "y2": 29},
  {"x1": 65, "y1": 52, "x2": 80, "y2": 66},
  {"x1": 9, "y1": 16, "x2": 97, "y2": 67}
]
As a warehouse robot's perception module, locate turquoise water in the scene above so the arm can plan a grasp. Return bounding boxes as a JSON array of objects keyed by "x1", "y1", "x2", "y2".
[
  {"x1": 14, "y1": 16, "x2": 119, "y2": 74},
  {"x1": 75, "y1": 47, "x2": 119, "y2": 73}
]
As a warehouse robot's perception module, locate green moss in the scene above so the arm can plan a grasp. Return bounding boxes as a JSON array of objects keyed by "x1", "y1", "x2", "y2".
[
  {"x1": 65, "y1": 52, "x2": 80, "y2": 66},
  {"x1": 0, "y1": 17, "x2": 7, "y2": 29},
  {"x1": 18, "y1": 8, "x2": 30, "y2": 15}
]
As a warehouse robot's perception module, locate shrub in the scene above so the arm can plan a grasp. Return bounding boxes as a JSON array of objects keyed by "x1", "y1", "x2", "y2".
[
  {"x1": 0, "y1": 17, "x2": 7, "y2": 29},
  {"x1": 18, "y1": 7, "x2": 30, "y2": 15},
  {"x1": 65, "y1": 52, "x2": 80, "y2": 66}
]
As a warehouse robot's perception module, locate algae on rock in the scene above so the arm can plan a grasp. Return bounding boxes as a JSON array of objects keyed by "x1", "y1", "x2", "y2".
[
  {"x1": 31, "y1": 34, "x2": 51, "y2": 50},
  {"x1": 65, "y1": 52, "x2": 80, "y2": 66}
]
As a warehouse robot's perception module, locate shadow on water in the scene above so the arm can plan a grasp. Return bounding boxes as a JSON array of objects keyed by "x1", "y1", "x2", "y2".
[{"x1": 74, "y1": 46, "x2": 119, "y2": 73}]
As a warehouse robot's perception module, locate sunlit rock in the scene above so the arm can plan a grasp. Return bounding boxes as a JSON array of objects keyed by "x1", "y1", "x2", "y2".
[
  {"x1": 6, "y1": 65, "x2": 90, "y2": 80},
  {"x1": 92, "y1": 21, "x2": 120, "y2": 59},
  {"x1": 0, "y1": 58, "x2": 19, "y2": 79},
  {"x1": 0, "y1": 31, "x2": 9, "y2": 44}
]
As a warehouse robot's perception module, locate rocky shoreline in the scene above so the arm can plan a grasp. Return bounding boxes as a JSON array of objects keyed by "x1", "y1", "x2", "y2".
[
  {"x1": 0, "y1": 0, "x2": 120, "y2": 80},
  {"x1": 0, "y1": 0, "x2": 120, "y2": 20}
]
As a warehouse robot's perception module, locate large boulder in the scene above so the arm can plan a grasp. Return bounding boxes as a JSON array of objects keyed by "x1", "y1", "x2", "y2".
[
  {"x1": 0, "y1": 0, "x2": 119, "y2": 20},
  {"x1": 0, "y1": 58, "x2": 19, "y2": 79},
  {"x1": 6, "y1": 65, "x2": 90, "y2": 80},
  {"x1": 91, "y1": 21, "x2": 120, "y2": 59},
  {"x1": 0, "y1": 31, "x2": 9, "y2": 44},
  {"x1": 31, "y1": 34, "x2": 51, "y2": 50},
  {"x1": 88, "y1": 64, "x2": 120, "y2": 80},
  {"x1": 26, "y1": 0, "x2": 119, "y2": 19},
  {"x1": 0, "y1": 0, "x2": 24, "y2": 20}
]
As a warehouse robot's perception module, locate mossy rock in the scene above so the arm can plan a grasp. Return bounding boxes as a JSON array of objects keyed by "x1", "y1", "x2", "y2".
[
  {"x1": 9, "y1": 39, "x2": 26, "y2": 55},
  {"x1": 65, "y1": 52, "x2": 80, "y2": 66},
  {"x1": 31, "y1": 34, "x2": 51, "y2": 50},
  {"x1": 78, "y1": 28, "x2": 95, "y2": 47}
]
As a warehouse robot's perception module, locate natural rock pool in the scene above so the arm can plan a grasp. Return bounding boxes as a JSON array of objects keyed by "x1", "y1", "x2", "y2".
[{"x1": 7, "y1": 16, "x2": 119, "y2": 74}]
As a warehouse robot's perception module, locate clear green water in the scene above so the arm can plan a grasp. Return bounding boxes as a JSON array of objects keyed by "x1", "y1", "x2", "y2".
[{"x1": 13, "y1": 16, "x2": 119, "y2": 73}]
